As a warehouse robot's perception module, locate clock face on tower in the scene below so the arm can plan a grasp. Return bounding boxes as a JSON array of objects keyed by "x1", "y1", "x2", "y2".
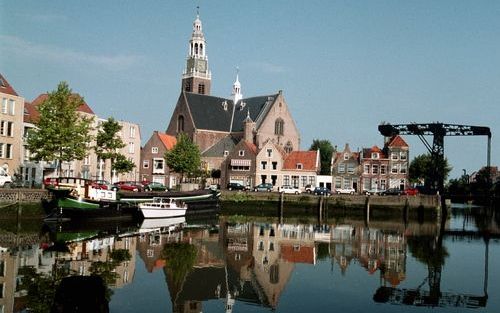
[{"x1": 196, "y1": 60, "x2": 206, "y2": 72}]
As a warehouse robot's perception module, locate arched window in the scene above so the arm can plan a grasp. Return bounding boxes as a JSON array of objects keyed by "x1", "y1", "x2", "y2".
[
  {"x1": 185, "y1": 81, "x2": 191, "y2": 92},
  {"x1": 195, "y1": 43, "x2": 199, "y2": 55},
  {"x1": 200, "y1": 43, "x2": 203, "y2": 55},
  {"x1": 284, "y1": 141, "x2": 293, "y2": 154},
  {"x1": 274, "y1": 118, "x2": 284, "y2": 136},
  {"x1": 198, "y1": 84, "x2": 205, "y2": 94},
  {"x1": 177, "y1": 115, "x2": 184, "y2": 133}
]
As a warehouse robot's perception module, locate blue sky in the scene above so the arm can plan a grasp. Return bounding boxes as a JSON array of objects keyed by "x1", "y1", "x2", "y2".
[{"x1": 1, "y1": 0, "x2": 499, "y2": 179}]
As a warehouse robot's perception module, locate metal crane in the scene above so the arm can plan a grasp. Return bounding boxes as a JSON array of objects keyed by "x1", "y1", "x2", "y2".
[{"x1": 378, "y1": 123, "x2": 491, "y2": 194}]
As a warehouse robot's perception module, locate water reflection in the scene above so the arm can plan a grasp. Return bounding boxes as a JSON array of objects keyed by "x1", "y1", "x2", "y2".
[{"x1": 0, "y1": 206, "x2": 497, "y2": 312}]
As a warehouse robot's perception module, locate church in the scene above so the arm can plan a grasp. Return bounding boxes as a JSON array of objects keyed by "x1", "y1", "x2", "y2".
[{"x1": 165, "y1": 13, "x2": 301, "y2": 174}]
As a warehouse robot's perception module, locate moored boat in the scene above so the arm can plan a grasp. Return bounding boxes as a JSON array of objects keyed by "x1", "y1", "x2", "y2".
[
  {"x1": 139, "y1": 197, "x2": 188, "y2": 218},
  {"x1": 43, "y1": 177, "x2": 140, "y2": 220}
]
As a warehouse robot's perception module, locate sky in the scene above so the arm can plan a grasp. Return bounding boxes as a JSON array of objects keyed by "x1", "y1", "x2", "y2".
[{"x1": 1, "y1": 0, "x2": 499, "y2": 179}]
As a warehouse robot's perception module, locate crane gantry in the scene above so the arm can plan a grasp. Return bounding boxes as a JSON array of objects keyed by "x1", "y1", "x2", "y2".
[{"x1": 378, "y1": 123, "x2": 492, "y2": 193}]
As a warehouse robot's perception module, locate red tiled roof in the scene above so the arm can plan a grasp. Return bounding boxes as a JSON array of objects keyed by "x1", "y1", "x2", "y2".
[
  {"x1": 157, "y1": 132, "x2": 177, "y2": 150},
  {"x1": 387, "y1": 135, "x2": 409, "y2": 147},
  {"x1": 243, "y1": 141, "x2": 257, "y2": 154},
  {"x1": 362, "y1": 146, "x2": 387, "y2": 159},
  {"x1": 283, "y1": 150, "x2": 318, "y2": 171},
  {"x1": 0, "y1": 73, "x2": 18, "y2": 96},
  {"x1": 30, "y1": 93, "x2": 95, "y2": 115},
  {"x1": 24, "y1": 101, "x2": 40, "y2": 123},
  {"x1": 281, "y1": 245, "x2": 315, "y2": 264}
]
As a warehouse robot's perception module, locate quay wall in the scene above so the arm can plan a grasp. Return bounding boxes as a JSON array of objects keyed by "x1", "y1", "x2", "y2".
[
  {"x1": 0, "y1": 189, "x2": 49, "y2": 203},
  {"x1": 221, "y1": 191, "x2": 440, "y2": 210}
]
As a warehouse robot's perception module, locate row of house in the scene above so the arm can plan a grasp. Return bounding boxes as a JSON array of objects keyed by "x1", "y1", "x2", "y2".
[
  {"x1": 332, "y1": 136, "x2": 410, "y2": 193},
  {"x1": 0, "y1": 72, "x2": 142, "y2": 186}
]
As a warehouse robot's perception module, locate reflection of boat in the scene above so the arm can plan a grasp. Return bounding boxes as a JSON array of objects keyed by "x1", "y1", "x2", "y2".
[
  {"x1": 139, "y1": 216, "x2": 186, "y2": 232},
  {"x1": 41, "y1": 218, "x2": 140, "y2": 245},
  {"x1": 139, "y1": 197, "x2": 188, "y2": 218}
]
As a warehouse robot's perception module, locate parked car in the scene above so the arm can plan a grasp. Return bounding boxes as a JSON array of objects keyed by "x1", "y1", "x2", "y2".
[
  {"x1": 227, "y1": 182, "x2": 247, "y2": 191},
  {"x1": 254, "y1": 183, "x2": 273, "y2": 192},
  {"x1": 335, "y1": 187, "x2": 355, "y2": 195},
  {"x1": 205, "y1": 184, "x2": 220, "y2": 191},
  {"x1": 144, "y1": 182, "x2": 168, "y2": 192},
  {"x1": 381, "y1": 188, "x2": 403, "y2": 196},
  {"x1": 114, "y1": 181, "x2": 143, "y2": 192},
  {"x1": 304, "y1": 184, "x2": 314, "y2": 193},
  {"x1": 404, "y1": 187, "x2": 419, "y2": 196},
  {"x1": 279, "y1": 185, "x2": 301, "y2": 194},
  {"x1": 91, "y1": 180, "x2": 119, "y2": 191},
  {"x1": 365, "y1": 188, "x2": 382, "y2": 195},
  {"x1": 313, "y1": 186, "x2": 331, "y2": 196}
]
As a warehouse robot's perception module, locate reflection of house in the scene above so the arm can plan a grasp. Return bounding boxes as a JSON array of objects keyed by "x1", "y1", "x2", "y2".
[
  {"x1": 140, "y1": 131, "x2": 177, "y2": 187},
  {"x1": 136, "y1": 229, "x2": 183, "y2": 273},
  {"x1": 321, "y1": 224, "x2": 407, "y2": 285},
  {"x1": 64, "y1": 235, "x2": 137, "y2": 288}
]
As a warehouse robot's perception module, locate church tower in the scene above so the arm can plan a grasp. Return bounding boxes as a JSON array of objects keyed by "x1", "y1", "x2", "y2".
[{"x1": 182, "y1": 11, "x2": 211, "y2": 95}]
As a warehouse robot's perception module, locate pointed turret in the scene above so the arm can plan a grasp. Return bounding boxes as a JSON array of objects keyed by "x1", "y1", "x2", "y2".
[{"x1": 231, "y1": 68, "x2": 242, "y2": 104}]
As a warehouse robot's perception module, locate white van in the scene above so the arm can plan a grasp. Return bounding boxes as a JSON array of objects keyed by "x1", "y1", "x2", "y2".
[{"x1": 0, "y1": 167, "x2": 12, "y2": 187}]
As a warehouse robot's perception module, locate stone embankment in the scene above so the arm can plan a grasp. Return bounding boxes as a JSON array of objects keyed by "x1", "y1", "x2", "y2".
[
  {"x1": 0, "y1": 189, "x2": 49, "y2": 203},
  {"x1": 221, "y1": 190, "x2": 440, "y2": 210}
]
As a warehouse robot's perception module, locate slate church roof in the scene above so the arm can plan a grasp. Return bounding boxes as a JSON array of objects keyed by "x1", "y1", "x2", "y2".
[
  {"x1": 184, "y1": 92, "x2": 279, "y2": 132},
  {"x1": 201, "y1": 135, "x2": 238, "y2": 156}
]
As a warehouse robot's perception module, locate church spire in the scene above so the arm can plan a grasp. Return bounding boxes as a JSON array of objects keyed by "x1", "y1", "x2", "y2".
[
  {"x1": 182, "y1": 8, "x2": 211, "y2": 95},
  {"x1": 232, "y1": 67, "x2": 242, "y2": 104}
]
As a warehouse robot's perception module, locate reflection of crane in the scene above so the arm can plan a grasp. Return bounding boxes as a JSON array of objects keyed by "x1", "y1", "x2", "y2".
[
  {"x1": 378, "y1": 123, "x2": 491, "y2": 193},
  {"x1": 374, "y1": 230, "x2": 490, "y2": 309}
]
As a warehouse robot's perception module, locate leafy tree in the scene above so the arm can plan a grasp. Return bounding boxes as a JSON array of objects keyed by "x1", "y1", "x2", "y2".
[
  {"x1": 112, "y1": 154, "x2": 135, "y2": 175},
  {"x1": 27, "y1": 82, "x2": 94, "y2": 175},
  {"x1": 409, "y1": 153, "x2": 451, "y2": 188},
  {"x1": 165, "y1": 133, "x2": 201, "y2": 184},
  {"x1": 94, "y1": 117, "x2": 130, "y2": 179},
  {"x1": 309, "y1": 139, "x2": 335, "y2": 175}
]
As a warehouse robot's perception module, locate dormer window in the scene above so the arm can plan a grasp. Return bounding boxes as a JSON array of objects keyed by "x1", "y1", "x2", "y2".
[
  {"x1": 222, "y1": 101, "x2": 228, "y2": 111},
  {"x1": 223, "y1": 150, "x2": 229, "y2": 157},
  {"x1": 239, "y1": 150, "x2": 245, "y2": 156},
  {"x1": 371, "y1": 153, "x2": 379, "y2": 159},
  {"x1": 296, "y1": 163, "x2": 303, "y2": 170},
  {"x1": 344, "y1": 153, "x2": 349, "y2": 160}
]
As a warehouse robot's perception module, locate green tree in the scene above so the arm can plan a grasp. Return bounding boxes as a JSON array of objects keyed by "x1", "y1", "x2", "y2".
[
  {"x1": 409, "y1": 153, "x2": 451, "y2": 187},
  {"x1": 165, "y1": 133, "x2": 201, "y2": 184},
  {"x1": 309, "y1": 139, "x2": 335, "y2": 175},
  {"x1": 113, "y1": 154, "x2": 135, "y2": 175},
  {"x1": 94, "y1": 117, "x2": 134, "y2": 179},
  {"x1": 27, "y1": 82, "x2": 94, "y2": 175}
]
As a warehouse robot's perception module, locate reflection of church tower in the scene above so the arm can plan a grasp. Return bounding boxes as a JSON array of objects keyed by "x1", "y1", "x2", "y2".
[{"x1": 182, "y1": 10, "x2": 211, "y2": 95}]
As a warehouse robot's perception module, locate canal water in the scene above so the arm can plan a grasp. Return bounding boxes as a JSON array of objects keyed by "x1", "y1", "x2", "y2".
[{"x1": 1, "y1": 204, "x2": 499, "y2": 312}]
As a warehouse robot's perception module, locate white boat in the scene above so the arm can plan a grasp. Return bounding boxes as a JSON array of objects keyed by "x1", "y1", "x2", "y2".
[{"x1": 139, "y1": 197, "x2": 188, "y2": 218}]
